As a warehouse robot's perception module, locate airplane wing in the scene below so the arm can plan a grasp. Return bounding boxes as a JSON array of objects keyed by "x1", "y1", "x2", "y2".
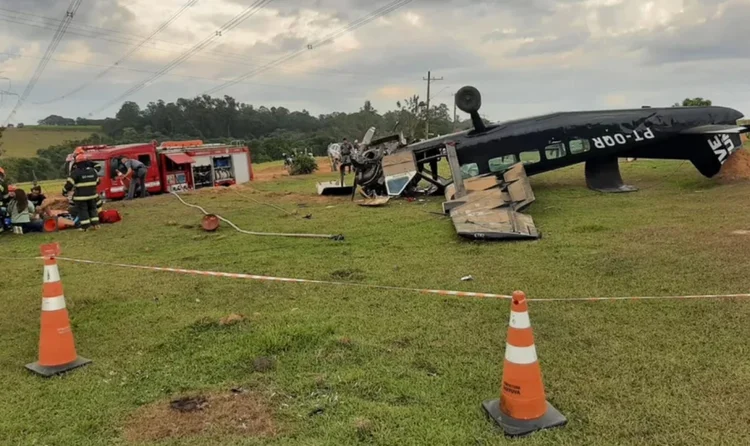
[
  {"x1": 443, "y1": 163, "x2": 540, "y2": 240},
  {"x1": 680, "y1": 124, "x2": 750, "y2": 134}
]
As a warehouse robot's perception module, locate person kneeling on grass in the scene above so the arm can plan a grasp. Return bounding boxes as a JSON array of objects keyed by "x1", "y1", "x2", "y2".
[{"x1": 8, "y1": 188, "x2": 43, "y2": 233}]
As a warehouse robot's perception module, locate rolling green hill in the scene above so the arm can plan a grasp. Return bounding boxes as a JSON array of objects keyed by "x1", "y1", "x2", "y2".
[{"x1": 0, "y1": 125, "x2": 102, "y2": 158}]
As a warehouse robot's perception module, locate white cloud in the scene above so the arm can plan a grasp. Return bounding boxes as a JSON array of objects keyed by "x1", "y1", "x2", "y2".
[{"x1": 0, "y1": 0, "x2": 748, "y2": 124}]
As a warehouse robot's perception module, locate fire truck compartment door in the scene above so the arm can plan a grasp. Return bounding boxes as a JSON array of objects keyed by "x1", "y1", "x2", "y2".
[{"x1": 166, "y1": 153, "x2": 196, "y2": 164}]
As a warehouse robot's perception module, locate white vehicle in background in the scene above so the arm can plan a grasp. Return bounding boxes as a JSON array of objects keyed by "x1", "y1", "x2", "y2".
[{"x1": 327, "y1": 127, "x2": 375, "y2": 172}]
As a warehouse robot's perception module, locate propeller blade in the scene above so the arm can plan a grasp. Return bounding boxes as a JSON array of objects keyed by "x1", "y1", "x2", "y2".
[{"x1": 350, "y1": 175, "x2": 358, "y2": 201}]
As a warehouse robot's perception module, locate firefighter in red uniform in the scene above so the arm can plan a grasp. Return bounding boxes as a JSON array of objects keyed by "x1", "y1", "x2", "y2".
[{"x1": 63, "y1": 154, "x2": 101, "y2": 231}]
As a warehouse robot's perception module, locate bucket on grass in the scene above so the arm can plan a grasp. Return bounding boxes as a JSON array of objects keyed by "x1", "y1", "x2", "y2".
[{"x1": 201, "y1": 214, "x2": 220, "y2": 232}]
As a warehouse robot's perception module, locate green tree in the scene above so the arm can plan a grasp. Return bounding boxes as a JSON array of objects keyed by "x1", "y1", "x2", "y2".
[
  {"x1": 673, "y1": 97, "x2": 712, "y2": 107},
  {"x1": 116, "y1": 101, "x2": 143, "y2": 129},
  {"x1": 38, "y1": 114, "x2": 75, "y2": 125}
]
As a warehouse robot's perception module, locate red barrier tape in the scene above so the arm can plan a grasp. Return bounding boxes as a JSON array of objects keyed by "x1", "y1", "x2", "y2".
[
  {"x1": 4, "y1": 256, "x2": 750, "y2": 302},
  {"x1": 51, "y1": 257, "x2": 750, "y2": 303}
]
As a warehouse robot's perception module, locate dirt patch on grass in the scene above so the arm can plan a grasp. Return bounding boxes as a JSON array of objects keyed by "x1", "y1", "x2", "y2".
[
  {"x1": 330, "y1": 268, "x2": 366, "y2": 281},
  {"x1": 219, "y1": 313, "x2": 245, "y2": 326},
  {"x1": 717, "y1": 149, "x2": 750, "y2": 183},
  {"x1": 197, "y1": 183, "x2": 338, "y2": 205},
  {"x1": 253, "y1": 165, "x2": 291, "y2": 182},
  {"x1": 122, "y1": 390, "x2": 278, "y2": 443},
  {"x1": 253, "y1": 157, "x2": 332, "y2": 182}
]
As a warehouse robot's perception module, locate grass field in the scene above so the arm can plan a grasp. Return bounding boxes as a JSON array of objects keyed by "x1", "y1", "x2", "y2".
[
  {"x1": 2, "y1": 157, "x2": 750, "y2": 445},
  {"x1": 1, "y1": 125, "x2": 102, "y2": 158}
]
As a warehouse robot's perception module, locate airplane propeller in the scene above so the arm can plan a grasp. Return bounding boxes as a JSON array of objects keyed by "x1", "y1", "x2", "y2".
[{"x1": 350, "y1": 166, "x2": 360, "y2": 201}]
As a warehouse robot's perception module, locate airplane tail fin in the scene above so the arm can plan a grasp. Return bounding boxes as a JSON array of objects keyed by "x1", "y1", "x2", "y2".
[{"x1": 681, "y1": 124, "x2": 748, "y2": 177}]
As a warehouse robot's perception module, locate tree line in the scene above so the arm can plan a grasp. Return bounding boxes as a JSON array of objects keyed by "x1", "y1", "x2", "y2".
[
  {"x1": 103, "y1": 94, "x2": 463, "y2": 162},
  {"x1": 0, "y1": 94, "x2": 714, "y2": 183},
  {"x1": 0, "y1": 94, "x2": 464, "y2": 183}
]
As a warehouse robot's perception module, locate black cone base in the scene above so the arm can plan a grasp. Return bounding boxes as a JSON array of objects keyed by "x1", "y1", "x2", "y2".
[
  {"x1": 482, "y1": 398, "x2": 567, "y2": 438},
  {"x1": 585, "y1": 156, "x2": 638, "y2": 193},
  {"x1": 25, "y1": 356, "x2": 92, "y2": 377}
]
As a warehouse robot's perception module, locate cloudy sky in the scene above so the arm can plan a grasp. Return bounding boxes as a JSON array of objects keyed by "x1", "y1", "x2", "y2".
[{"x1": 0, "y1": 0, "x2": 749, "y2": 125}]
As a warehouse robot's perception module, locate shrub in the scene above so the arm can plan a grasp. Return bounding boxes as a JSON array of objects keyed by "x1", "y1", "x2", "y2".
[{"x1": 290, "y1": 153, "x2": 318, "y2": 175}]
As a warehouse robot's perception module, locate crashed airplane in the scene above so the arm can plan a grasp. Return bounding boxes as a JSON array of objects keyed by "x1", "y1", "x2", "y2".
[{"x1": 344, "y1": 85, "x2": 750, "y2": 241}]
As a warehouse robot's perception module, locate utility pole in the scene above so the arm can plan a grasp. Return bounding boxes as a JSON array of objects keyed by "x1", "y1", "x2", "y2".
[
  {"x1": 423, "y1": 71, "x2": 442, "y2": 139},
  {"x1": 453, "y1": 92, "x2": 458, "y2": 131}
]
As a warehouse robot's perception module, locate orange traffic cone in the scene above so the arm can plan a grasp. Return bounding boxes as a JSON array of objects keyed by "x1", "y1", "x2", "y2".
[
  {"x1": 25, "y1": 243, "x2": 92, "y2": 377},
  {"x1": 43, "y1": 216, "x2": 76, "y2": 232},
  {"x1": 482, "y1": 290, "x2": 566, "y2": 437}
]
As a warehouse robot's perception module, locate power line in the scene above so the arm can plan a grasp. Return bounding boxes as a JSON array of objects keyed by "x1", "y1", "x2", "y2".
[
  {"x1": 33, "y1": 0, "x2": 198, "y2": 105},
  {"x1": 3, "y1": 0, "x2": 82, "y2": 125},
  {"x1": 0, "y1": 6, "x2": 171, "y2": 45},
  {"x1": 202, "y1": 0, "x2": 415, "y2": 96},
  {"x1": 86, "y1": 0, "x2": 278, "y2": 117},
  {"x1": 0, "y1": 51, "x2": 360, "y2": 95},
  {"x1": 0, "y1": 7, "x2": 386, "y2": 81},
  {"x1": 429, "y1": 85, "x2": 450, "y2": 103}
]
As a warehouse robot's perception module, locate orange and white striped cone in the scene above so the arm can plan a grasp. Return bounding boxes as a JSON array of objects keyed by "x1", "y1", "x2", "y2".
[
  {"x1": 25, "y1": 243, "x2": 92, "y2": 377},
  {"x1": 482, "y1": 290, "x2": 566, "y2": 437}
]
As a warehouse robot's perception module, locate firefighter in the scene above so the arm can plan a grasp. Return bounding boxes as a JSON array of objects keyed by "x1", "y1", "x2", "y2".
[
  {"x1": 63, "y1": 153, "x2": 101, "y2": 231},
  {"x1": 0, "y1": 168, "x2": 9, "y2": 233},
  {"x1": 0, "y1": 167, "x2": 9, "y2": 206}
]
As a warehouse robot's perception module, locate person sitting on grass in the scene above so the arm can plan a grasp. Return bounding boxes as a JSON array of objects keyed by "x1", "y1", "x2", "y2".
[
  {"x1": 8, "y1": 188, "x2": 43, "y2": 233},
  {"x1": 28, "y1": 185, "x2": 46, "y2": 207}
]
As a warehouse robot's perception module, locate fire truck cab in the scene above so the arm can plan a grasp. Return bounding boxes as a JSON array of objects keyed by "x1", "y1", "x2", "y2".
[{"x1": 66, "y1": 140, "x2": 253, "y2": 200}]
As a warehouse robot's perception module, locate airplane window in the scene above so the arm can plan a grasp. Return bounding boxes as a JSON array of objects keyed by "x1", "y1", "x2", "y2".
[
  {"x1": 519, "y1": 151, "x2": 541, "y2": 165},
  {"x1": 460, "y1": 163, "x2": 479, "y2": 179},
  {"x1": 545, "y1": 143, "x2": 566, "y2": 160},
  {"x1": 568, "y1": 139, "x2": 591, "y2": 154},
  {"x1": 488, "y1": 155, "x2": 518, "y2": 172}
]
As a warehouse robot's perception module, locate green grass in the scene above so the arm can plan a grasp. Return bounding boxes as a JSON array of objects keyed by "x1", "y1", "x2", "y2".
[
  {"x1": 13, "y1": 179, "x2": 67, "y2": 193},
  {"x1": 2, "y1": 158, "x2": 750, "y2": 445},
  {"x1": 1, "y1": 126, "x2": 102, "y2": 158}
]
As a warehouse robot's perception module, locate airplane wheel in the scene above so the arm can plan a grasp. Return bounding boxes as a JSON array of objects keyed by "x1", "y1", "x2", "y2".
[{"x1": 455, "y1": 86, "x2": 482, "y2": 114}]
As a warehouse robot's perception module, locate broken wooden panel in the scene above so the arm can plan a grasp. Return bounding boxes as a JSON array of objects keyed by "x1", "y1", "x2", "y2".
[
  {"x1": 382, "y1": 151, "x2": 417, "y2": 177},
  {"x1": 381, "y1": 151, "x2": 418, "y2": 196},
  {"x1": 444, "y1": 162, "x2": 540, "y2": 240},
  {"x1": 451, "y1": 208, "x2": 539, "y2": 240},
  {"x1": 501, "y1": 163, "x2": 527, "y2": 183},
  {"x1": 444, "y1": 173, "x2": 501, "y2": 201},
  {"x1": 505, "y1": 177, "x2": 535, "y2": 210},
  {"x1": 448, "y1": 187, "x2": 510, "y2": 217}
]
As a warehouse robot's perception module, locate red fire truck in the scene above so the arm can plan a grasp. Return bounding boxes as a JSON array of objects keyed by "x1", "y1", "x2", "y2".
[{"x1": 66, "y1": 140, "x2": 254, "y2": 200}]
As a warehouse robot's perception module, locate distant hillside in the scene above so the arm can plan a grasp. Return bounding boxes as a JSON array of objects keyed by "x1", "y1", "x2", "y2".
[{"x1": 0, "y1": 125, "x2": 103, "y2": 159}]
